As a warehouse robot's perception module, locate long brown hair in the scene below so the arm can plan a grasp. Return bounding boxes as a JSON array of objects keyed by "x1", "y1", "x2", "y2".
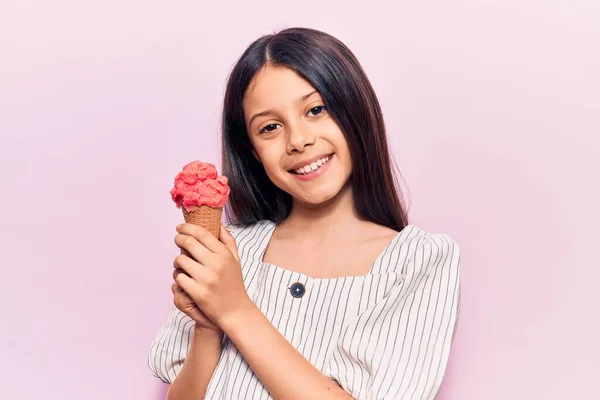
[{"x1": 221, "y1": 27, "x2": 409, "y2": 231}]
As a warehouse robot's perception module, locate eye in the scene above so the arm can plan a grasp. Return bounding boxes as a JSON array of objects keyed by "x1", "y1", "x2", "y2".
[
  {"x1": 259, "y1": 123, "x2": 281, "y2": 134},
  {"x1": 307, "y1": 105, "x2": 326, "y2": 117}
]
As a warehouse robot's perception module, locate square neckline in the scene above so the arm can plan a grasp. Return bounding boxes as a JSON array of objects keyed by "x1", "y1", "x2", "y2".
[{"x1": 256, "y1": 220, "x2": 414, "y2": 282}]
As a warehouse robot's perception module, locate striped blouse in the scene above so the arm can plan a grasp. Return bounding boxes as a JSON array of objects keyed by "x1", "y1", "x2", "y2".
[{"x1": 148, "y1": 220, "x2": 461, "y2": 399}]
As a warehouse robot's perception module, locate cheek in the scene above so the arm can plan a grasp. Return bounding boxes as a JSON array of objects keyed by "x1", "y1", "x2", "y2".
[
  {"x1": 251, "y1": 142, "x2": 270, "y2": 164},
  {"x1": 342, "y1": 143, "x2": 353, "y2": 170},
  {"x1": 256, "y1": 148, "x2": 286, "y2": 177},
  {"x1": 330, "y1": 131, "x2": 352, "y2": 170},
  {"x1": 263, "y1": 160, "x2": 281, "y2": 177}
]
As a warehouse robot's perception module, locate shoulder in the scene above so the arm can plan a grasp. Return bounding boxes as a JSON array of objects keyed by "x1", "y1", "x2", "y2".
[{"x1": 383, "y1": 225, "x2": 461, "y2": 274}]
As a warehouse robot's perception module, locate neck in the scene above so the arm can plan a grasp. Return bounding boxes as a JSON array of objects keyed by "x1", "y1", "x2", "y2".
[{"x1": 281, "y1": 181, "x2": 362, "y2": 236}]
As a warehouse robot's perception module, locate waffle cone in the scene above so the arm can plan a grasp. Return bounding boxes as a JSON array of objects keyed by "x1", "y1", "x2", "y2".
[{"x1": 182, "y1": 205, "x2": 223, "y2": 238}]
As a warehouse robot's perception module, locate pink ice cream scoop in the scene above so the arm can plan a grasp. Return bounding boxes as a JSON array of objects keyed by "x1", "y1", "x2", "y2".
[
  {"x1": 170, "y1": 161, "x2": 230, "y2": 237},
  {"x1": 170, "y1": 161, "x2": 230, "y2": 211}
]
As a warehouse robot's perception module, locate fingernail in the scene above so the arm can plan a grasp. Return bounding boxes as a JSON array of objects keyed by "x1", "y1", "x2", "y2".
[{"x1": 176, "y1": 224, "x2": 183, "y2": 231}]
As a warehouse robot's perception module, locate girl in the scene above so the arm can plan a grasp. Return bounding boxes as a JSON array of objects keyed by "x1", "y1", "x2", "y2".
[{"x1": 149, "y1": 27, "x2": 461, "y2": 400}]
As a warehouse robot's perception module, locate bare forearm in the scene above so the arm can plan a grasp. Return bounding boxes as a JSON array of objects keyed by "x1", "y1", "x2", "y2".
[
  {"x1": 167, "y1": 325, "x2": 223, "y2": 400},
  {"x1": 222, "y1": 305, "x2": 353, "y2": 400}
]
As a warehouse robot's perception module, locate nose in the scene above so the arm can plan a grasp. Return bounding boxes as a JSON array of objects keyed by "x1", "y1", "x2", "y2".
[{"x1": 286, "y1": 123, "x2": 315, "y2": 153}]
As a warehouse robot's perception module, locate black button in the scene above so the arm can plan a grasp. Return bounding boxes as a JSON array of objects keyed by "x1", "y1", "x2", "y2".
[{"x1": 289, "y1": 282, "x2": 305, "y2": 298}]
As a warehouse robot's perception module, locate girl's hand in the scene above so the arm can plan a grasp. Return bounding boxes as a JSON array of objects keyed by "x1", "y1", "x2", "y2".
[
  {"x1": 171, "y1": 250, "x2": 221, "y2": 332},
  {"x1": 173, "y1": 223, "x2": 253, "y2": 330}
]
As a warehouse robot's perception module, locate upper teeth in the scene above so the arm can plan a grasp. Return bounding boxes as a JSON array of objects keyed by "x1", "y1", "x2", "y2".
[{"x1": 294, "y1": 155, "x2": 332, "y2": 174}]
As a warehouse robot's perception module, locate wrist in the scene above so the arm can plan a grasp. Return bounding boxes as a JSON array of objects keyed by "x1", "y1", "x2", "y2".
[
  {"x1": 218, "y1": 298, "x2": 261, "y2": 334},
  {"x1": 194, "y1": 323, "x2": 224, "y2": 339}
]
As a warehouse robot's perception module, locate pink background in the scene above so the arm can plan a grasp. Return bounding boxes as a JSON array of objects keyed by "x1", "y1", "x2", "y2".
[{"x1": 1, "y1": 1, "x2": 598, "y2": 399}]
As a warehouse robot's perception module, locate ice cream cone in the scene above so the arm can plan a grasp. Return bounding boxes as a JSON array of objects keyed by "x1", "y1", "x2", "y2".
[
  {"x1": 182, "y1": 205, "x2": 223, "y2": 238},
  {"x1": 171, "y1": 160, "x2": 230, "y2": 238}
]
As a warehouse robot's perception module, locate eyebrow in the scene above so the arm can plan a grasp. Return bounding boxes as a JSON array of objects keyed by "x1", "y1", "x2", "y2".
[{"x1": 248, "y1": 90, "x2": 319, "y2": 127}]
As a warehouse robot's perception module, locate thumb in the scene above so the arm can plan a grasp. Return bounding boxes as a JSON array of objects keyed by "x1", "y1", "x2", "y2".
[{"x1": 219, "y1": 225, "x2": 240, "y2": 262}]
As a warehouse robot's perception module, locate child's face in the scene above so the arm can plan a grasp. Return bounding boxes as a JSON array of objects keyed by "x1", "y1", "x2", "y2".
[{"x1": 243, "y1": 65, "x2": 353, "y2": 206}]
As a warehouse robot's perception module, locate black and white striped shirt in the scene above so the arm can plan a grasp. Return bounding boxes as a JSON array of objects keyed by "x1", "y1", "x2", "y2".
[{"x1": 148, "y1": 220, "x2": 461, "y2": 399}]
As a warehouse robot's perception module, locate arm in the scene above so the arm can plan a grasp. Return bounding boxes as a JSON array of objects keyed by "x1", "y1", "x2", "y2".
[
  {"x1": 221, "y1": 305, "x2": 354, "y2": 400},
  {"x1": 166, "y1": 325, "x2": 223, "y2": 400},
  {"x1": 150, "y1": 224, "x2": 249, "y2": 396},
  {"x1": 149, "y1": 265, "x2": 225, "y2": 399}
]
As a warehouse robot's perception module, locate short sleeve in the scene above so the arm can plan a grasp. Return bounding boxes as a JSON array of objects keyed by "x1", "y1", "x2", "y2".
[
  {"x1": 147, "y1": 306, "x2": 195, "y2": 383},
  {"x1": 325, "y1": 233, "x2": 461, "y2": 400}
]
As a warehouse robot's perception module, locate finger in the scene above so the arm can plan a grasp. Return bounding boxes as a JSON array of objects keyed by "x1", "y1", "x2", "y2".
[
  {"x1": 171, "y1": 279, "x2": 190, "y2": 294},
  {"x1": 173, "y1": 268, "x2": 186, "y2": 283},
  {"x1": 174, "y1": 233, "x2": 214, "y2": 265},
  {"x1": 172, "y1": 282, "x2": 186, "y2": 306},
  {"x1": 173, "y1": 260, "x2": 212, "y2": 291},
  {"x1": 219, "y1": 225, "x2": 240, "y2": 262},
  {"x1": 174, "y1": 271, "x2": 202, "y2": 300},
  {"x1": 177, "y1": 223, "x2": 222, "y2": 253},
  {"x1": 173, "y1": 289, "x2": 194, "y2": 312},
  {"x1": 172, "y1": 282, "x2": 194, "y2": 303},
  {"x1": 178, "y1": 288, "x2": 194, "y2": 303},
  {"x1": 173, "y1": 255, "x2": 203, "y2": 281}
]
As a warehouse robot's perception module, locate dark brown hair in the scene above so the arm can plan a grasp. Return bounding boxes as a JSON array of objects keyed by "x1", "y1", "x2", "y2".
[{"x1": 221, "y1": 27, "x2": 409, "y2": 231}]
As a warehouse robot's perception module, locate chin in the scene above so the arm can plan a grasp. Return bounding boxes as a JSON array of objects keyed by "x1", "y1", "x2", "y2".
[
  {"x1": 302, "y1": 194, "x2": 335, "y2": 206},
  {"x1": 294, "y1": 184, "x2": 345, "y2": 207}
]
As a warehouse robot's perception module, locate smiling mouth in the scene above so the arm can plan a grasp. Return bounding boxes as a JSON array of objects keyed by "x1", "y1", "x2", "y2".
[{"x1": 288, "y1": 154, "x2": 334, "y2": 175}]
